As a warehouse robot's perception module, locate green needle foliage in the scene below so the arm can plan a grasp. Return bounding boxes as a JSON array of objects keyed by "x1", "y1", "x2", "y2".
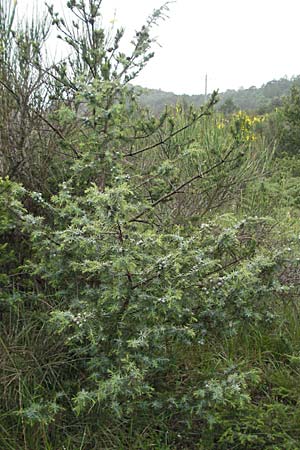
[{"x1": 1, "y1": 1, "x2": 300, "y2": 449}]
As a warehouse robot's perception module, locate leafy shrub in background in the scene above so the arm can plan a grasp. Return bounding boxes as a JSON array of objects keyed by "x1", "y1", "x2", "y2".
[
  {"x1": 0, "y1": 177, "x2": 25, "y2": 306},
  {"x1": 277, "y1": 86, "x2": 300, "y2": 156}
]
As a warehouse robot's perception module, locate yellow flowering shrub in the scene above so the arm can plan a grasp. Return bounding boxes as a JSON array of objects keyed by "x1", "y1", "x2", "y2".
[{"x1": 230, "y1": 111, "x2": 264, "y2": 143}]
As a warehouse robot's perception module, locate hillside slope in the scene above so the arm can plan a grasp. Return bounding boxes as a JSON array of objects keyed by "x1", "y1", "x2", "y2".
[{"x1": 139, "y1": 75, "x2": 300, "y2": 113}]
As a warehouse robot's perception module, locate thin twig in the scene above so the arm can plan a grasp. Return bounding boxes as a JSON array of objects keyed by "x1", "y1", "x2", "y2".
[
  {"x1": 124, "y1": 93, "x2": 218, "y2": 157},
  {"x1": 130, "y1": 147, "x2": 239, "y2": 222}
]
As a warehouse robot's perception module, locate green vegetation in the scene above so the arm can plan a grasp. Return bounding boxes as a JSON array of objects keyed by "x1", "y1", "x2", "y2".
[
  {"x1": 140, "y1": 76, "x2": 300, "y2": 114},
  {"x1": 1, "y1": 1, "x2": 300, "y2": 449}
]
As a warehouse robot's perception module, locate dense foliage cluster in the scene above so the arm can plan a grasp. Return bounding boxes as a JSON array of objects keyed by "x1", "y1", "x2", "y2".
[{"x1": 1, "y1": 1, "x2": 300, "y2": 449}]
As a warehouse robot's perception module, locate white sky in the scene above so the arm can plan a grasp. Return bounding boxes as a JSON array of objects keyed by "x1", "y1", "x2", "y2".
[{"x1": 16, "y1": 0, "x2": 300, "y2": 95}]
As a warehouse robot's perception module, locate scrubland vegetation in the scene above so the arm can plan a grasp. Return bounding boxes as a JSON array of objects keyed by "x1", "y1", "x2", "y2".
[
  {"x1": 140, "y1": 75, "x2": 300, "y2": 114},
  {"x1": 2, "y1": 1, "x2": 300, "y2": 448}
]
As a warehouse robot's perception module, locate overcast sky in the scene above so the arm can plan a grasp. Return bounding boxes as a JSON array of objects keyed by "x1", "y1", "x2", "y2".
[{"x1": 16, "y1": 0, "x2": 300, "y2": 95}]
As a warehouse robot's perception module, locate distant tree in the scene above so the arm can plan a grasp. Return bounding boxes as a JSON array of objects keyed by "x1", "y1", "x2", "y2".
[
  {"x1": 277, "y1": 86, "x2": 300, "y2": 155},
  {"x1": 219, "y1": 97, "x2": 237, "y2": 115}
]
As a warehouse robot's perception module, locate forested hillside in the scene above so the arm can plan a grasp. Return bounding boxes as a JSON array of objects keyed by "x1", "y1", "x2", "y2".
[
  {"x1": 140, "y1": 76, "x2": 300, "y2": 114},
  {"x1": 1, "y1": 1, "x2": 300, "y2": 449}
]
